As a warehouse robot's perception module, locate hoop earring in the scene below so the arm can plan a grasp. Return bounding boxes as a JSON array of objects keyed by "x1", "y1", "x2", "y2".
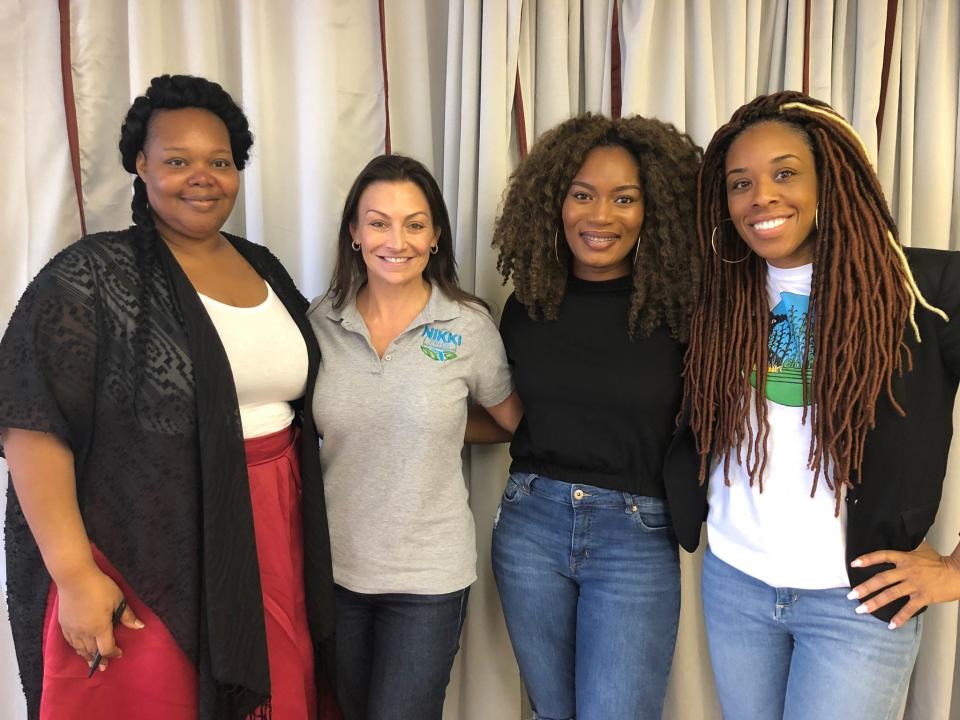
[
  {"x1": 430, "y1": 244, "x2": 438, "y2": 255},
  {"x1": 554, "y1": 229, "x2": 562, "y2": 266},
  {"x1": 814, "y1": 203, "x2": 819, "y2": 232},
  {"x1": 351, "y1": 240, "x2": 361, "y2": 252},
  {"x1": 710, "y1": 219, "x2": 751, "y2": 264},
  {"x1": 633, "y1": 236, "x2": 642, "y2": 267}
]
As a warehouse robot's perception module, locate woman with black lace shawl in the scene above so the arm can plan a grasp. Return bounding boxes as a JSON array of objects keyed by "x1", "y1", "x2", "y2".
[{"x1": 0, "y1": 75, "x2": 335, "y2": 719}]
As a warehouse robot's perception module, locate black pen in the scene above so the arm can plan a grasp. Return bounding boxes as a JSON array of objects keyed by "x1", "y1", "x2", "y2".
[{"x1": 87, "y1": 599, "x2": 127, "y2": 678}]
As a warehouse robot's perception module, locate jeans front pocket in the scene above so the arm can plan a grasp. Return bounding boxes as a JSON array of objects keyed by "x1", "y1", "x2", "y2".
[
  {"x1": 502, "y1": 472, "x2": 535, "y2": 503},
  {"x1": 494, "y1": 474, "x2": 528, "y2": 530},
  {"x1": 628, "y1": 496, "x2": 673, "y2": 532}
]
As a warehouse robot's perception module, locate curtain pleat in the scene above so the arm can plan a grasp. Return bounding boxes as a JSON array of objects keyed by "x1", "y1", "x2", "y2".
[{"x1": 0, "y1": 1, "x2": 82, "y2": 716}]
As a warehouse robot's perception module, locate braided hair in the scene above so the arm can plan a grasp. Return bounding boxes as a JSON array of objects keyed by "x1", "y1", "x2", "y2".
[
  {"x1": 118, "y1": 74, "x2": 253, "y2": 236},
  {"x1": 493, "y1": 113, "x2": 702, "y2": 340},
  {"x1": 683, "y1": 91, "x2": 947, "y2": 508},
  {"x1": 116, "y1": 75, "x2": 253, "y2": 401}
]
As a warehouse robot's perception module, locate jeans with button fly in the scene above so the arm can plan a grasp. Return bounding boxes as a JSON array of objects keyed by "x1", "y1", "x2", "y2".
[
  {"x1": 491, "y1": 473, "x2": 680, "y2": 720},
  {"x1": 702, "y1": 547, "x2": 923, "y2": 720}
]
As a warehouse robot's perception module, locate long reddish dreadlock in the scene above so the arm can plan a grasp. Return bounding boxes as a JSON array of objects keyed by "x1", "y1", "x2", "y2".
[{"x1": 683, "y1": 91, "x2": 947, "y2": 509}]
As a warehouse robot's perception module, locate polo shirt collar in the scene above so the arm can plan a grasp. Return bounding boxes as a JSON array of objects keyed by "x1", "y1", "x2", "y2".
[{"x1": 326, "y1": 281, "x2": 461, "y2": 330}]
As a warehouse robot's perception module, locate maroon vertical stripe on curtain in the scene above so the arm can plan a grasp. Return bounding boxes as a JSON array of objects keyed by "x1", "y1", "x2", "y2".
[
  {"x1": 802, "y1": 0, "x2": 811, "y2": 94},
  {"x1": 877, "y1": 0, "x2": 899, "y2": 142},
  {"x1": 611, "y1": 0, "x2": 622, "y2": 119},
  {"x1": 378, "y1": 0, "x2": 392, "y2": 154},
  {"x1": 58, "y1": 0, "x2": 86, "y2": 235},
  {"x1": 513, "y1": 69, "x2": 528, "y2": 160}
]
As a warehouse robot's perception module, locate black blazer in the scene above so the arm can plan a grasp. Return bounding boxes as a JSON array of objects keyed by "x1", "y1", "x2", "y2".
[{"x1": 665, "y1": 247, "x2": 960, "y2": 622}]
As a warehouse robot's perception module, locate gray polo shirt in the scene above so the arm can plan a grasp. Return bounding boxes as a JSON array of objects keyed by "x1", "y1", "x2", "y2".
[{"x1": 308, "y1": 285, "x2": 513, "y2": 594}]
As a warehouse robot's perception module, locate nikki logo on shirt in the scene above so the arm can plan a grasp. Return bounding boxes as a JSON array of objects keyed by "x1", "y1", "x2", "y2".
[{"x1": 420, "y1": 325, "x2": 462, "y2": 362}]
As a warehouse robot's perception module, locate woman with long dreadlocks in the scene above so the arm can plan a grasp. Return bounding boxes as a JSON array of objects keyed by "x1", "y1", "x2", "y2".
[
  {"x1": 490, "y1": 114, "x2": 701, "y2": 720},
  {"x1": 667, "y1": 91, "x2": 960, "y2": 719}
]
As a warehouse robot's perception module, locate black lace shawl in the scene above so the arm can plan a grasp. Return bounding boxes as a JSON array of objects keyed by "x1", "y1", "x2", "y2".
[{"x1": 0, "y1": 229, "x2": 335, "y2": 719}]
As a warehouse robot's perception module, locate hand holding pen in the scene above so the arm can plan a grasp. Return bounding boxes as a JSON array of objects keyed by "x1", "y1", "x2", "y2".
[
  {"x1": 54, "y1": 566, "x2": 146, "y2": 676},
  {"x1": 87, "y1": 599, "x2": 127, "y2": 677}
]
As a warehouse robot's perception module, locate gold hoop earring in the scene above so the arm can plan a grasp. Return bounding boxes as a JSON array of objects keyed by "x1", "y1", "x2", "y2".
[
  {"x1": 814, "y1": 202, "x2": 819, "y2": 232},
  {"x1": 554, "y1": 229, "x2": 562, "y2": 266},
  {"x1": 633, "y1": 235, "x2": 642, "y2": 267},
  {"x1": 351, "y1": 240, "x2": 361, "y2": 252},
  {"x1": 710, "y1": 219, "x2": 751, "y2": 264}
]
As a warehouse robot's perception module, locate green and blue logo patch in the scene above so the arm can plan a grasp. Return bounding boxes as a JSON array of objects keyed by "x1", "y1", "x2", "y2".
[{"x1": 420, "y1": 325, "x2": 462, "y2": 362}]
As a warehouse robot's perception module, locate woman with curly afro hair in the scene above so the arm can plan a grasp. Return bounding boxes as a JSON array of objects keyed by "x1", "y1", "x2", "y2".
[
  {"x1": 489, "y1": 113, "x2": 702, "y2": 720},
  {"x1": 667, "y1": 91, "x2": 960, "y2": 720},
  {"x1": 0, "y1": 75, "x2": 335, "y2": 719}
]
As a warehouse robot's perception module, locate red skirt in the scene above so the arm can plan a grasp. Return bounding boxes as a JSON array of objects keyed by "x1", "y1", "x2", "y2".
[{"x1": 39, "y1": 425, "x2": 328, "y2": 719}]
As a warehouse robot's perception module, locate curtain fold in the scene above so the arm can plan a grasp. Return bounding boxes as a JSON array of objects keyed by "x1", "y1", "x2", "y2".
[
  {"x1": 448, "y1": 2, "x2": 525, "y2": 718},
  {"x1": 1, "y1": 2, "x2": 82, "y2": 716}
]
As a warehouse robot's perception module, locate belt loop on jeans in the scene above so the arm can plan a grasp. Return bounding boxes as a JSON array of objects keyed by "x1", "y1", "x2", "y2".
[{"x1": 522, "y1": 473, "x2": 537, "y2": 492}]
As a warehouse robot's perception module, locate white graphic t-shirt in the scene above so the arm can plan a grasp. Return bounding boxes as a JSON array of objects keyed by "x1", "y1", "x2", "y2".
[{"x1": 706, "y1": 262, "x2": 849, "y2": 589}]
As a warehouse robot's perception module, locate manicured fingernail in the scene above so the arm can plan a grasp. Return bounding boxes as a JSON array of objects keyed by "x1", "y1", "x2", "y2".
[
  {"x1": 99, "y1": 663, "x2": 107, "y2": 672},
  {"x1": 846, "y1": 590, "x2": 859, "y2": 600},
  {"x1": 855, "y1": 604, "x2": 868, "y2": 614},
  {"x1": 850, "y1": 559, "x2": 863, "y2": 567},
  {"x1": 888, "y1": 621, "x2": 897, "y2": 630},
  {"x1": 134, "y1": 620, "x2": 145, "y2": 629}
]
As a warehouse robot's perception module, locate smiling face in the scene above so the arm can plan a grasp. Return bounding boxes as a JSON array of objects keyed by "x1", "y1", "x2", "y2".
[
  {"x1": 724, "y1": 121, "x2": 819, "y2": 268},
  {"x1": 561, "y1": 144, "x2": 645, "y2": 281},
  {"x1": 350, "y1": 180, "x2": 440, "y2": 290},
  {"x1": 135, "y1": 107, "x2": 240, "y2": 245}
]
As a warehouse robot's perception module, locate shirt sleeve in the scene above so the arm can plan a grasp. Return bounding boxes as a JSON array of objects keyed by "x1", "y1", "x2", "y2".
[
  {"x1": 0, "y1": 249, "x2": 98, "y2": 455},
  {"x1": 937, "y1": 250, "x2": 960, "y2": 376},
  {"x1": 498, "y1": 293, "x2": 521, "y2": 365},
  {"x1": 465, "y1": 306, "x2": 514, "y2": 408}
]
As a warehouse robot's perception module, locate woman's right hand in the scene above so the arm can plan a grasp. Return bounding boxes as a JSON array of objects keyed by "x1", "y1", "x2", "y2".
[{"x1": 56, "y1": 567, "x2": 144, "y2": 671}]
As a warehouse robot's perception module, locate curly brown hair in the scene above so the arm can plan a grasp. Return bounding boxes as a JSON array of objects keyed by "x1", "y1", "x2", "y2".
[{"x1": 492, "y1": 113, "x2": 703, "y2": 340}]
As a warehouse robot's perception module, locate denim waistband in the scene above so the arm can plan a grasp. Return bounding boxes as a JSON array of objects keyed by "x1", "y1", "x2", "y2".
[{"x1": 509, "y1": 472, "x2": 668, "y2": 512}]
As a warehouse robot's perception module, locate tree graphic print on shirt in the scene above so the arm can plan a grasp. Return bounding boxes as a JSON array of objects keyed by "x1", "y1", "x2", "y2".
[{"x1": 750, "y1": 291, "x2": 813, "y2": 407}]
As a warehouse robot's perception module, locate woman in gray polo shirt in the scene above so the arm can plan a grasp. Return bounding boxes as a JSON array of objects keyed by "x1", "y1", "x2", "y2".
[{"x1": 307, "y1": 155, "x2": 522, "y2": 720}]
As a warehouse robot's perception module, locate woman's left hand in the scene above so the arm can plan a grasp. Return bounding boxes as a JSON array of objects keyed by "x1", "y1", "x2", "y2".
[{"x1": 848, "y1": 540, "x2": 960, "y2": 628}]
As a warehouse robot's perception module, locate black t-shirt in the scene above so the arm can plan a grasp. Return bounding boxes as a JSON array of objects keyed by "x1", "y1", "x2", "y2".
[{"x1": 500, "y1": 275, "x2": 684, "y2": 497}]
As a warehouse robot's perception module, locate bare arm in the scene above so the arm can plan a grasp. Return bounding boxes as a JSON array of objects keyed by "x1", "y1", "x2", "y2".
[
  {"x1": 3, "y1": 428, "x2": 141, "y2": 669},
  {"x1": 464, "y1": 390, "x2": 523, "y2": 444}
]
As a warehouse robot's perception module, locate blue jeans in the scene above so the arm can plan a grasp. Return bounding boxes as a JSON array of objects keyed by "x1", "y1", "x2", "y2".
[
  {"x1": 491, "y1": 473, "x2": 680, "y2": 720},
  {"x1": 334, "y1": 584, "x2": 469, "y2": 720},
  {"x1": 702, "y1": 548, "x2": 923, "y2": 720}
]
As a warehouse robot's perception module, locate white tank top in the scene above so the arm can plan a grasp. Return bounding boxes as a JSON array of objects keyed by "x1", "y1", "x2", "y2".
[{"x1": 199, "y1": 283, "x2": 308, "y2": 439}]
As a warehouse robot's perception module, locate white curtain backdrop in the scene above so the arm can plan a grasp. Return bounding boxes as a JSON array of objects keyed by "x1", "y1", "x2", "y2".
[
  {"x1": 0, "y1": 2, "x2": 83, "y2": 719},
  {"x1": 2, "y1": 2, "x2": 959, "y2": 719}
]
